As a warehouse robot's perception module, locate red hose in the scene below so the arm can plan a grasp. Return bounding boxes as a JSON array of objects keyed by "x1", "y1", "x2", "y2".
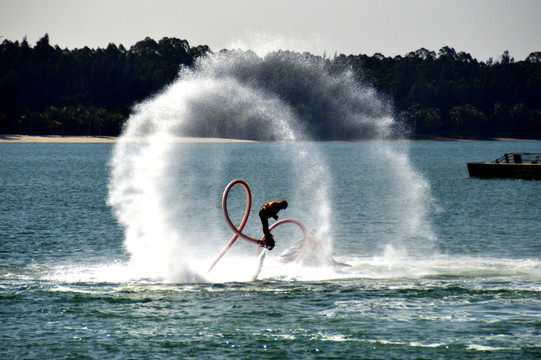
[{"x1": 208, "y1": 179, "x2": 308, "y2": 273}]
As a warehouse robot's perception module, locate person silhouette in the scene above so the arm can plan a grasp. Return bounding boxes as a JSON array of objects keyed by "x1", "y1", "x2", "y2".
[{"x1": 258, "y1": 200, "x2": 288, "y2": 250}]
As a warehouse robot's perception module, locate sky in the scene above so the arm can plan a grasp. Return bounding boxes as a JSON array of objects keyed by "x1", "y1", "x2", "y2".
[{"x1": 1, "y1": 0, "x2": 540, "y2": 62}]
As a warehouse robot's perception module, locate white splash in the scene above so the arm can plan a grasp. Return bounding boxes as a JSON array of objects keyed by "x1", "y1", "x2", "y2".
[{"x1": 107, "y1": 47, "x2": 420, "y2": 283}]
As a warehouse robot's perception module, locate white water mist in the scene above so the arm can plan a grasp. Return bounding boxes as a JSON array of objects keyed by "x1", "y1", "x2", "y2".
[
  {"x1": 377, "y1": 142, "x2": 438, "y2": 258},
  {"x1": 107, "y1": 47, "x2": 430, "y2": 282}
]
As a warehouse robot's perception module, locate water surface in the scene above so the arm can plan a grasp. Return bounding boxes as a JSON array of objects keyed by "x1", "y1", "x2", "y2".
[{"x1": 1, "y1": 141, "x2": 540, "y2": 359}]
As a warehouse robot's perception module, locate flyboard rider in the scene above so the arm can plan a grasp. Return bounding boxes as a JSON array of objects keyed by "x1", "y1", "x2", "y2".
[{"x1": 258, "y1": 200, "x2": 288, "y2": 250}]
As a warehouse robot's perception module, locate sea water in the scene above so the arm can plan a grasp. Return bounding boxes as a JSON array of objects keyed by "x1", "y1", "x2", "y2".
[{"x1": 1, "y1": 141, "x2": 540, "y2": 359}]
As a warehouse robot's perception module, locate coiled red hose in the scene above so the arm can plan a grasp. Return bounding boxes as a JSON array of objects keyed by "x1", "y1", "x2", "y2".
[{"x1": 208, "y1": 179, "x2": 308, "y2": 273}]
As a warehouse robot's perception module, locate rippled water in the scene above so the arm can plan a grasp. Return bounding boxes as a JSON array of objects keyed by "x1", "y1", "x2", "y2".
[{"x1": 1, "y1": 141, "x2": 540, "y2": 359}]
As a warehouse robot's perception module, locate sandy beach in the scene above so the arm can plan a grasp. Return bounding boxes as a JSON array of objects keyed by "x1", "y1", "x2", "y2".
[
  {"x1": 0, "y1": 135, "x2": 534, "y2": 143},
  {"x1": 0, "y1": 135, "x2": 255, "y2": 143}
]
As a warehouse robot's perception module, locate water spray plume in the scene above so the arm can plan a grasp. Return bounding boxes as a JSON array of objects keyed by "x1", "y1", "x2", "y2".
[
  {"x1": 107, "y1": 46, "x2": 435, "y2": 282},
  {"x1": 229, "y1": 32, "x2": 327, "y2": 58}
]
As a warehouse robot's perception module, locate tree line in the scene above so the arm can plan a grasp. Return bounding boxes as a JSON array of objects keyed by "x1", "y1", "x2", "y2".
[
  {"x1": 1, "y1": 34, "x2": 540, "y2": 139},
  {"x1": 333, "y1": 48, "x2": 541, "y2": 139},
  {"x1": 0, "y1": 34, "x2": 209, "y2": 136}
]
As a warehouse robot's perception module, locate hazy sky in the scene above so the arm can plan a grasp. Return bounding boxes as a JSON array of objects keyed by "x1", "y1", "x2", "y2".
[{"x1": 1, "y1": 0, "x2": 540, "y2": 61}]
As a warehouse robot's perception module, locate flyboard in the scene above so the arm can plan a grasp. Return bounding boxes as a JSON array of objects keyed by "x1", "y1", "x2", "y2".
[{"x1": 208, "y1": 179, "x2": 308, "y2": 279}]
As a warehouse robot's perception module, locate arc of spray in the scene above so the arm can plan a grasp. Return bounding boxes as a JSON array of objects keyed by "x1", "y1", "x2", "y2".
[{"x1": 208, "y1": 179, "x2": 308, "y2": 273}]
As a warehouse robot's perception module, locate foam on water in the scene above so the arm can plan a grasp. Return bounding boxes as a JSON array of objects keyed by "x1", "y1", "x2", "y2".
[{"x1": 30, "y1": 253, "x2": 541, "y2": 288}]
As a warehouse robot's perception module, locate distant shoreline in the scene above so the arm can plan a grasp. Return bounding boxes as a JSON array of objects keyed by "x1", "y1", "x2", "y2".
[
  {"x1": 0, "y1": 135, "x2": 255, "y2": 143},
  {"x1": 0, "y1": 134, "x2": 536, "y2": 143}
]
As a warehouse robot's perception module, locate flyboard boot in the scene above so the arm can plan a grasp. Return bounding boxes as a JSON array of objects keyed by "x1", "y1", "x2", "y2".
[{"x1": 258, "y1": 235, "x2": 275, "y2": 250}]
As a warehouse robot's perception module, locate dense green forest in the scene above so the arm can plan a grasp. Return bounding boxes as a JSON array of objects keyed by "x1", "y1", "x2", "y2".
[
  {"x1": 1, "y1": 34, "x2": 540, "y2": 139},
  {"x1": 334, "y1": 48, "x2": 541, "y2": 139}
]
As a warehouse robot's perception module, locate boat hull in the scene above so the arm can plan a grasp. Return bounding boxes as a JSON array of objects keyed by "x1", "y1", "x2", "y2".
[{"x1": 467, "y1": 162, "x2": 541, "y2": 180}]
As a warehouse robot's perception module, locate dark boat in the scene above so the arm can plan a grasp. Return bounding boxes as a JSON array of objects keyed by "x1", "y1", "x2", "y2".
[{"x1": 467, "y1": 153, "x2": 541, "y2": 180}]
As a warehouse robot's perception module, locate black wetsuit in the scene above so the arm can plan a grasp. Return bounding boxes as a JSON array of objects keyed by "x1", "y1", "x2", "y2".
[{"x1": 258, "y1": 202, "x2": 283, "y2": 249}]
